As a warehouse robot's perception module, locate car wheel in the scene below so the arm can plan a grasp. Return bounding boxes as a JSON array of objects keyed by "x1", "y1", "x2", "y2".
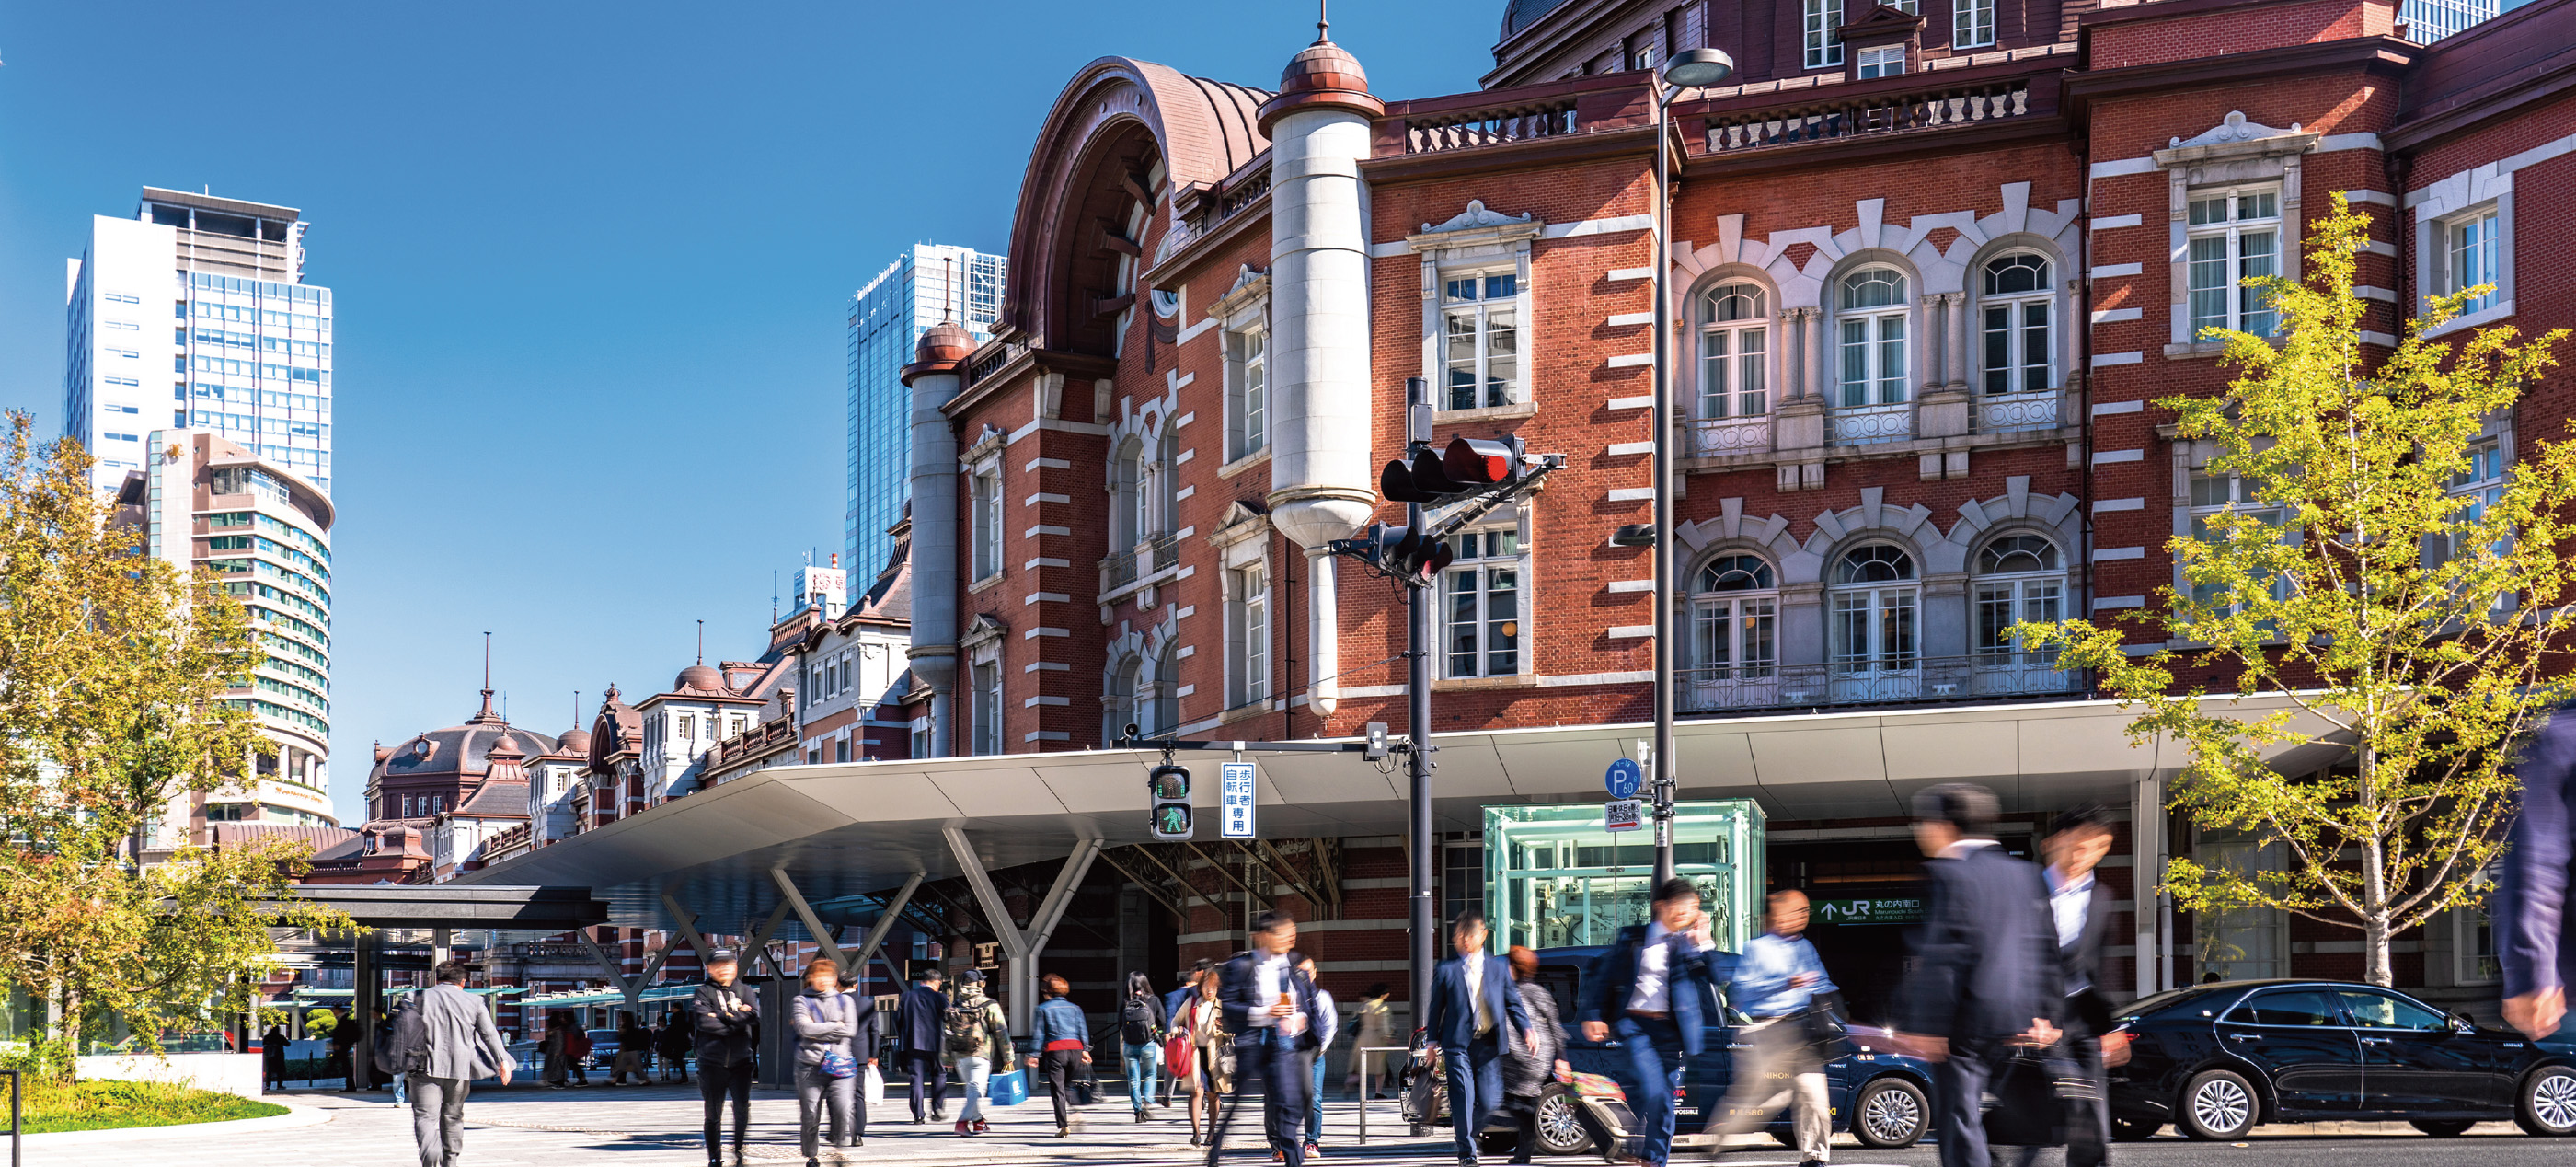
[
  {"x1": 2410, "y1": 1119, "x2": 2475, "y2": 1137},
  {"x1": 2178, "y1": 1069, "x2": 2259, "y2": 1140},
  {"x1": 2110, "y1": 1115, "x2": 2160, "y2": 1141},
  {"x1": 2519, "y1": 1065, "x2": 2576, "y2": 1137},
  {"x1": 1849, "y1": 1078, "x2": 1929, "y2": 1149},
  {"x1": 1534, "y1": 1088, "x2": 1595, "y2": 1156}
]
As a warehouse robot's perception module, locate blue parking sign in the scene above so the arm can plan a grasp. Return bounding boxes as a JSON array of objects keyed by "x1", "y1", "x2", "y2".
[{"x1": 1604, "y1": 757, "x2": 1644, "y2": 801}]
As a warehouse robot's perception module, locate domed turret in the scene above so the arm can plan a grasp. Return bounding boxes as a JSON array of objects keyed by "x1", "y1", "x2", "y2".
[
  {"x1": 1258, "y1": 26, "x2": 1385, "y2": 134},
  {"x1": 676, "y1": 664, "x2": 726, "y2": 693}
]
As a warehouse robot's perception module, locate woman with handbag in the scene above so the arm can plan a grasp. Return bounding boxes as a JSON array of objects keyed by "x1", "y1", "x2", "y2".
[
  {"x1": 1184, "y1": 966, "x2": 1228, "y2": 1146},
  {"x1": 790, "y1": 956, "x2": 876, "y2": 1166}
]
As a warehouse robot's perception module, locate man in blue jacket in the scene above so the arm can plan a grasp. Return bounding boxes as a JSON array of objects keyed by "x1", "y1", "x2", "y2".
[
  {"x1": 1429, "y1": 910, "x2": 1532, "y2": 1167},
  {"x1": 1578, "y1": 877, "x2": 1729, "y2": 1166},
  {"x1": 1205, "y1": 911, "x2": 1323, "y2": 1167},
  {"x1": 891, "y1": 966, "x2": 950, "y2": 1123},
  {"x1": 2503, "y1": 705, "x2": 2576, "y2": 1037}
]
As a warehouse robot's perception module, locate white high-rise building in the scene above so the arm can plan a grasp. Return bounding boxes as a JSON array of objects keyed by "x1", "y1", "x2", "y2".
[
  {"x1": 2402, "y1": 0, "x2": 2500, "y2": 40},
  {"x1": 64, "y1": 188, "x2": 333, "y2": 497},
  {"x1": 847, "y1": 244, "x2": 1002, "y2": 574}
]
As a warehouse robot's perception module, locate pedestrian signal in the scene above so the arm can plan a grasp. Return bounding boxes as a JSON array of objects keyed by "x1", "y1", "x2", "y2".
[{"x1": 1149, "y1": 764, "x2": 1193, "y2": 840}]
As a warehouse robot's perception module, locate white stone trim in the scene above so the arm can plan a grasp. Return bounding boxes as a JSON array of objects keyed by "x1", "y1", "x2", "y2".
[
  {"x1": 2092, "y1": 449, "x2": 2143, "y2": 466},
  {"x1": 2090, "y1": 307, "x2": 2142, "y2": 324},
  {"x1": 2091, "y1": 399, "x2": 2143, "y2": 417},
  {"x1": 2090, "y1": 214, "x2": 2144, "y2": 230},
  {"x1": 2094, "y1": 595, "x2": 2145, "y2": 609},
  {"x1": 1607, "y1": 441, "x2": 1655, "y2": 456},
  {"x1": 2091, "y1": 352, "x2": 2143, "y2": 367},
  {"x1": 2093, "y1": 547, "x2": 2145, "y2": 561},
  {"x1": 1607, "y1": 625, "x2": 1653, "y2": 639},
  {"x1": 1606, "y1": 352, "x2": 1653, "y2": 368},
  {"x1": 1607, "y1": 487, "x2": 1656, "y2": 502},
  {"x1": 2094, "y1": 497, "x2": 2145, "y2": 513},
  {"x1": 2088, "y1": 262, "x2": 2142, "y2": 279}
]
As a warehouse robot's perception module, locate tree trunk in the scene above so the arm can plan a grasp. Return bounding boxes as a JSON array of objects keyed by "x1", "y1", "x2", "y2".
[
  {"x1": 59, "y1": 982, "x2": 83, "y2": 1082},
  {"x1": 2363, "y1": 917, "x2": 2394, "y2": 987}
]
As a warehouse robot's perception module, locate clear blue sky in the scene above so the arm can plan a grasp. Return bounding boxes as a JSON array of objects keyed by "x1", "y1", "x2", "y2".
[{"x1": 0, "y1": 2, "x2": 1491, "y2": 825}]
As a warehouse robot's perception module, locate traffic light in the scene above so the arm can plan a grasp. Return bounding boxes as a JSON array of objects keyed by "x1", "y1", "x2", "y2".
[
  {"x1": 1149, "y1": 763, "x2": 1192, "y2": 840},
  {"x1": 1332, "y1": 522, "x2": 1455, "y2": 586},
  {"x1": 1381, "y1": 435, "x2": 1529, "y2": 503}
]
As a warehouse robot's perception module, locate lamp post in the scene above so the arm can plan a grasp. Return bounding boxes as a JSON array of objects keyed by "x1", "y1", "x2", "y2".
[{"x1": 1647, "y1": 47, "x2": 1734, "y2": 888}]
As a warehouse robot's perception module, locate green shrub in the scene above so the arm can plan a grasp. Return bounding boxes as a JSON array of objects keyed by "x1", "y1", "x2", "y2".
[{"x1": 20, "y1": 1078, "x2": 285, "y2": 1134}]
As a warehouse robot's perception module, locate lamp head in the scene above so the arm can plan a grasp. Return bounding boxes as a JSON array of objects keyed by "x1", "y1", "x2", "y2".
[{"x1": 1662, "y1": 47, "x2": 1736, "y2": 88}]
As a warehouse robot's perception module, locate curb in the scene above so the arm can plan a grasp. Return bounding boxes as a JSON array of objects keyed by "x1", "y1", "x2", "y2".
[{"x1": 18, "y1": 1100, "x2": 330, "y2": 1145}]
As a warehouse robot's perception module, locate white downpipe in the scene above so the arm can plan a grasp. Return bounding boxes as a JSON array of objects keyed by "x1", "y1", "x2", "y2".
[
  {"x1": 907, "y1": 366, "x2": 962, "y2": 757},
  {"x1": 1307, "y1": 549, "x2": 1339, "y2": 717}
]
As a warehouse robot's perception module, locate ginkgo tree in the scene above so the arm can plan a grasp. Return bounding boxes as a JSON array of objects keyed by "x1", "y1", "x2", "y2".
[
  {"x1": 0, "y1": 416, "x2": 348, "y2": 1078},
  {"x1": 2020, "y1": 196, "x2": 2576, "y2": 987}
]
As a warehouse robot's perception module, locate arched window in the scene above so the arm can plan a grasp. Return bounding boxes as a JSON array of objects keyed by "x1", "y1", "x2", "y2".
[
  {"x1": 1689, "y1": 555, "x2": 1777, "y2": 698},
  {"x1": 1829, "y1": 545, "x2": 1918, "y2": 692},
  {"x1": 1103, "y1": 656, "x2": 1140, "y2": 744},
  {"x1": 1974, "y1": 534, "x2": 2068, "y2": 692},
  {"x1": 1697, "y1": 283, "x2": 1767, "y2": 420},
  {"x1": 1981, "y1": 253, "x2": 2054, "y2": 396},
  {"x1": 1837, "y1": 268, "x2": 1909, "y2": 407}
]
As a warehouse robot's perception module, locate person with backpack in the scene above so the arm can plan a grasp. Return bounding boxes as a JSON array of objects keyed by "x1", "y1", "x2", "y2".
[
  {"x1": 657, "y1": 1011, "x2": 692, "y2": 1082},
  {"x1": 941, "y1": 969, "x2": 1012, "y2": 1137},
  {"x1": 892, "y1": 966, "x2": 951, "y2": 1124},
  {"x1": 791, "y1": 956, "x2": 875, "y2": 1166},
  {"x1": 378, "y1": 960, "x2": 511, "y2": 1167},
  {"x1": 1118, "y1": 970, "x2": 1167, "y2": 1123}
]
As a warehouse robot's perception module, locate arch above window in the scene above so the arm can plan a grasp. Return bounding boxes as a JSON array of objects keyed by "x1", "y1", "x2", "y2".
[
  {"x1": 1977, "y1": 534, "x2": 2061, "y2": 574},
  {"x1": 1701, "y1": 283, "x2": 1765, "y2": 324},
  {"x1": 1983, "y1": 252, "x2": 2051, "y2": 295},
  {"x1": 1834, "y1": 544, "x2": 1915, "y2": 584},
  {"x1": 1840, "y1": 268, "x2": 1908, "y2": 310},
  {"x1": 1695, "y1": 554, "x2": 1775, "y2": 593}
]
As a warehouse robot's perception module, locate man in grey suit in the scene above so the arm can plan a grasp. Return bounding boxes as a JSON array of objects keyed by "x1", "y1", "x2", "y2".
[
  {"x1": 1892, "y1": 783, "x2": 2063, "y2": 1167},
  {"x1": 383, "y1": 959, "x2": 512, "y2": 1167}
]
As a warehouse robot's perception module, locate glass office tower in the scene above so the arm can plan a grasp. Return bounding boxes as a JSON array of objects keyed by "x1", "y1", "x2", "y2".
[{"x1": 847, "y1": 244, "x2": 1003, "y2": 574}]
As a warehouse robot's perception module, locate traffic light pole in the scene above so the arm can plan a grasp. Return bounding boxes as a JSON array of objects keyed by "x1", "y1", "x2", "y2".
[{"x1": 1404, "y1": 378, "x2": 1438, "y2": 1040}]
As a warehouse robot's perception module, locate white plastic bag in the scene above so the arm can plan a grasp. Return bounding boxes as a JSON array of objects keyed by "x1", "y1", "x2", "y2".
[{"x1": 862, "y1": 1063, "x2": 886, "y2": 1105}]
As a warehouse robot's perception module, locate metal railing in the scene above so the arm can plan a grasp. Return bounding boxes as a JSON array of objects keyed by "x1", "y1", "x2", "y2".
[
  {"x1": 1102, "y1": 534, "x2": 1180, "y2": 592},
  {"x1": 1831, "y1": 401, "x2": 1914, "y2": 445},
  {"x1": 1689, "y1": 414, "x2": 1773, "y2": 456},
  {"x1": 1979, "y1": 388, "x2": 2061, "y2": 433},
  {"x1": 1703, "y1": 78, "x2": 2034, "y2": 155},
  {"x1": 1677, "y1": 653, "x2": 2079, "y2": 713}
]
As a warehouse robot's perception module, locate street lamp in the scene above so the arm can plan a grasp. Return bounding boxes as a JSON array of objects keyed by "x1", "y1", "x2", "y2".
[{"x1": 1648, "y1": 45, "x2": 1733, "y2": 888}]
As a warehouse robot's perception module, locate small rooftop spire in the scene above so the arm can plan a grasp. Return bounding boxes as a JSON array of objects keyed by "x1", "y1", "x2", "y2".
[
  {"x1": 469, "y1": 630, "x2": 503, "y2": 724},
  {"x1": 1317, "y1": 0, "x2": 1330, "y2": 42}
]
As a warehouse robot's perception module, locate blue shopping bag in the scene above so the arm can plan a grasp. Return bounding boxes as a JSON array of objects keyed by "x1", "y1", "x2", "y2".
[{"x1": 987, "y1": 1069, "x2": 1029, "y2": 1106}]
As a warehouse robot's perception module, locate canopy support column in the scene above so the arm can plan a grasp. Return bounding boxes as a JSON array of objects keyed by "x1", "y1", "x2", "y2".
[{"x1": 944, "y1": 829, "x2": 1102, "y2": 1034}]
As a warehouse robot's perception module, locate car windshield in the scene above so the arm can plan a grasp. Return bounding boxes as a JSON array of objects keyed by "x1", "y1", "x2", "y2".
[{"x1": 2117, "y1": 986, "x2": 2229, "y2": 1021}]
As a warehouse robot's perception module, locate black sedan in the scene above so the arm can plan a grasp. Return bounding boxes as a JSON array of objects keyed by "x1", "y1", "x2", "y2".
[{"x1": 2107, "y1": 978, "x2": 2576, "y2": 1140}]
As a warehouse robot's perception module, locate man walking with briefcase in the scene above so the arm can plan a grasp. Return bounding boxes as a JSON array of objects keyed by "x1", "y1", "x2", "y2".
[
  {"x1": 2005, "y1": 803, "x2": 2120, "y2": 1167},
  {"x1": 1705, "y1": 888, "x2": 1835, "y2": 1165}
]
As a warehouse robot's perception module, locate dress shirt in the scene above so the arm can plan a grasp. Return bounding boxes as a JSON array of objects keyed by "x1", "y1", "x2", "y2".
[
  {"x1": 1313, "y1": 988, "x2": 1338, "y2": 1050},
  {"x1": 1940, "y1": 838, "x2": 2003, "y2": 860},
  {"x1": 2047, "y1": 863, "x2": 2095, "y2": 994},
  {"x1": 1732, "y1": 931, "x2": 1836, "y2": 1018},
  {"x1": 1251, "y1": 952, "x2": 1305, "y2": 1035},
  {"x1": 1625, "y1": 920, "x2": 1715, "y2": 1013},
  {"x1": 1466, "y1": 953, "x2": 1495, "y2": 1035}
]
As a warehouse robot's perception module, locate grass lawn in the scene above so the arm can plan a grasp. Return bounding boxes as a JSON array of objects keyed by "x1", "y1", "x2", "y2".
[{"x1": 21, "y1": 1078, "x2": 288, "y2": 1133}]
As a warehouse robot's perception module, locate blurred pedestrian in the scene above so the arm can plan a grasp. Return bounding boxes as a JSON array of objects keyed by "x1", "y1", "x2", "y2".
[
  {"x1": 1891, "y1": 783, "x2": 2063, "y2": 1167},
  {"x1": 1430, "y1": 910, "x2": 1530, "y2": 1167},
  {"x1": 613, "y1": 1011, "x2": 650, "y2": 1085},
  {"x1": 1579, "y1": 877, "x2": 1728, "y2": 1167},
  {"x1": 790, "y1": 956, "x2": 873, "y2": 1165},
  {"x1": 1501, "y1": 947, "x2": 1584, "y2": 1166},
  {"x1": 657, "y1": 1011, "x2": 692, "y2": 1082},
  {"x1": 539, "y1": 1013, "x2": 572, "y2": 1088},
  {"x1": 1346, "y1": 983, "x2": 1394, "y2": 1099},
  {"x1": 262, "y1": 1023, "x2": 290, "y2": 1091},
  {"x1": 1184, "y1": 964, "x2": 1226, "y2": 1146},
  {"x1": 2014, "y1": 803, "x2": 2119, "y2": 1167},
  {"x1": 1205, "y1": 910, "x2": 1322, "y2": 1167},
  {"x1": 693, "y1": 949, "x2": 761, "y2": 1167},
  {"x1": 1296, "y1": 956, "x2": 1337, "y2": 1161},
  {"x1": 893, "y1": 966, "x2": 951, "y2": 1124},
  {"x1": 379, "y1": 959, "x2": 512, "y2": 1167},
  {"x1": 1705, "y1": 889, "x2": 1835, "y2": 1166},
  {"x1": 1119, "y1": 969, "x2": 1167, "y2": 1122},
  {"x1": 2503, "y1": 705, "x2": 2576, "y2": 1038},
  {"x1": 943, "y1": 968, "x2": 1012, "y2": 1137},
  {"x1": 1160, "y1": 962, "x2": 1209, "y2": 1105},
  {"x1": 1028, "y1": 973, "x2": 1093, "y2": 1138}
]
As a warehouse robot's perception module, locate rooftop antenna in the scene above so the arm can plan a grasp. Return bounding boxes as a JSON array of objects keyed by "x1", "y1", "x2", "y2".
[
  {"x1": 944, "y1": 255, "x2": 958, "y2": 323},
  {"x1": 574, "y1": 690, "x2": 581, "y2": 727},
  {"x1": 696, "y1": 619, "x2": 705, "y2": 666},
  {"x1": 772, "y1": 570, "x2": 780, "y2": 623},
  {"x1": 1317, "y1": 0, "x2": 1329, "y2": 41}
]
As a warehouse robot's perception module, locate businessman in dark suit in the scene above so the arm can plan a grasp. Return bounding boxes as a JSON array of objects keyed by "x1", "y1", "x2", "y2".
[
  {"x1": 891, "y1": 966, "x2": 950, "y2": 1123},
  {"x1": 1893, "y1": 782, "x2": 2064, "y2": 1167},
  {"x1": 2504, "y1": 704, "x2": 2576, "y2": 1038},
  {"x1": 1428, "y1": 910, "x2": 1532, "y2": 1167},
  {"x1": 1576, "y1": 877, "x2": 1730, "y2": 1166},
  {"x1": 2014, "y1": 803, "x2": 2120, "y2": 1167},
  {"x1": 1206, "y1": 910, "x2": 1324, "y2": 1167}
]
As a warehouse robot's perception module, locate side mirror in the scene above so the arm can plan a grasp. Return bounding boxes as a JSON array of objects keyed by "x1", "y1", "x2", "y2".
[{"x1": 2452, "y1": 1011, "x2": 2479, "y2": 1033}]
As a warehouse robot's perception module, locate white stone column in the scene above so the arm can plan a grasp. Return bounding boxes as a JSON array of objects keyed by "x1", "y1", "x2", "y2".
[
  {"x1": 1808, "y1": 306, "x2": 1834, "y2": 406},
  {"x1": 1919, "y1": 294, "x2": 1948, "y2": 398},
  {"x1": 1946, "y1": 291, "x2": 1972, "y2": 390}
]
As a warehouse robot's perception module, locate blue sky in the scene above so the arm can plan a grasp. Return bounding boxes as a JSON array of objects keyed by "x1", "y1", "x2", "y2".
[{"x1": 0, "y1": 2, "x2": 1492, "y2": 825}]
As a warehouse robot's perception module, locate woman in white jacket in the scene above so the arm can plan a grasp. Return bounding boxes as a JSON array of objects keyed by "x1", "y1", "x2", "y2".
[{"x1": 788, "y1": 957, "x2": 877, "y2": 1166}]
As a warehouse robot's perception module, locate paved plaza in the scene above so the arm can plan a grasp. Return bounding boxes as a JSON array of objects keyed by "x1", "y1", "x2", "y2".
[{"x1": 18, "y1": 1081, "x2": 2547, "y2": 1167}]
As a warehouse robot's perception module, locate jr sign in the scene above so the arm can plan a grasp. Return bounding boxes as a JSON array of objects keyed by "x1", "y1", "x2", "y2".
[{"x1": 1811, "y1": 896, "x2": 1925, "y2": 925}]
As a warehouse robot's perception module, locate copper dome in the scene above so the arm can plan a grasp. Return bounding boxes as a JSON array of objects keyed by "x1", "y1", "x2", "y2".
[
  {"x1": 676, "y1": 664, "x2": 727, "y2": 693},
  {"x1": 916, "y1": 321, "x2": 976, "y2": 365},
  {"x1": 554, "y1": 725, "x2": 593, "y2": 756},
  {"x1": 1258, "y1": 37, "x2": 1385, "y2": 134}
]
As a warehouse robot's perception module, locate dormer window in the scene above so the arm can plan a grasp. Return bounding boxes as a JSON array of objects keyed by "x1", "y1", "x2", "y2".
[{"x1": 1856, "y1": 44, "x2": 1905, "y2": 77}]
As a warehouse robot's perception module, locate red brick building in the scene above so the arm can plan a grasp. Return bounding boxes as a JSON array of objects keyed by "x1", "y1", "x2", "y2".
[{"x1": 883, "y1": 0, "x2": 2576, "y2": 1019}]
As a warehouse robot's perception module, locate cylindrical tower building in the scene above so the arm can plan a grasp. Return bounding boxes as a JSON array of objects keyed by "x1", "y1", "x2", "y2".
[{"x1": 903, "y1": 321, "x2": 976, "y2": 756}]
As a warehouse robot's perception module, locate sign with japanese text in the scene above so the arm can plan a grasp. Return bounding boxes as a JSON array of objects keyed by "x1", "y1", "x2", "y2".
[{"x1": 1221, "y1": 760, "x2": 1257, "y2": 838}]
